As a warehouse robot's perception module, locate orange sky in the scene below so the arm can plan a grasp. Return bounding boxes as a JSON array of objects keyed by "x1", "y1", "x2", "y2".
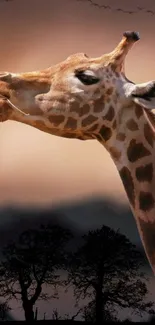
[{"x1": 0, "y1": 0, "x2": 155, "y2": 207}]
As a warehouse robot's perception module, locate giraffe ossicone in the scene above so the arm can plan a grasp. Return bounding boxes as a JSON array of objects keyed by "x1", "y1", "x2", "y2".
[{"x1": 1, "y1": 31, "x2": 155, "y2": 274}]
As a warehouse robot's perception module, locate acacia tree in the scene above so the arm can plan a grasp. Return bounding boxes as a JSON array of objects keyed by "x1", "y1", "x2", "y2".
[
  {"x1": 67, "y1": 226, "x2": 154, "y2": 323},
  {"x1": 0, "y1": 224, "x2": 72, "y2": 321}
]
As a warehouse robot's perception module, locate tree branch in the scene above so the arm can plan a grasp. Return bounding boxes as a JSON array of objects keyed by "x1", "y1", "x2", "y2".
[{"x1": 76, "y1": 0, "x2": 155, "y2": 16}]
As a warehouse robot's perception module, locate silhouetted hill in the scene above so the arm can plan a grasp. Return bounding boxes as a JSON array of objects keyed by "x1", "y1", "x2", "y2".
[
  {"x1": 0, "y1": 196, "x2": 141, "y2": 244},
  {"x1": 0, "y1": 196, "x2": 149, "y2": 267}
]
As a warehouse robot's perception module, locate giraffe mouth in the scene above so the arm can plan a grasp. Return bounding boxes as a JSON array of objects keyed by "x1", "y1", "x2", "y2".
[{"x1": 0, "y1": 95, "x2": 29, "y2": 120}]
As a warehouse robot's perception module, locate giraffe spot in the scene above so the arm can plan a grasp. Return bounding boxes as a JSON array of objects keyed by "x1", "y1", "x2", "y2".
[
  {"x1": 135, "y1": 163, "x2": 153, "y2": 182},
  {"x1": 70, "y1": 101, "x2": 79, "y2": 114},
  {"x1": 87, "y1": 123, "x2": 99, "y2": 132},
  {"x1": 110, "y1": 147, "x2": 121, "y2": 161},
  {"x1": 82, "y1": 115, "x2": 98, "y2": 127},
  {"x1": 94, "y1": 89, "x2": 101, "y2": 96},
  {"x1": 65, "y1": 117, "x2": 77, "y2": 129},
  {"x1": 127, "y1": 139, "x2": 151, "y2": 163},
  {"x1": 96, "y1": 134, "x2": 103, "y2": 142},
  {"x1": 139, "y1": 191, "x2": 154, "y2": 211},
  {"x1": 138, "y1": 218, "x2": 155, "y2": 268},
  {"x1": 93, "y1": 96, "x2": 104, "y2": 113},
  {"x1": 112, "y1": 119, "x2": 117, "y2": 129},
  {"x1": 58, "y1": 97, "x2": 67, "y2": 104},
  {"x1": 49, "y1": 115, "x2": 65, "y2": 125},
  {"x1": 135, "y1": 105, "x2": 143, "y2": 119},
  {"x1": 116, "y1": 133, "x2": 126, "y2": 141},
  {"x1": 106, "y1": 88, "x2": 113, "y2": 96},
  {"x1": 99, "y1": 126, "x2": 112, "y2": 141},
  {"x1": 79, "y1": 104, "x2": 90, "y2": 117},
  {"x1": 104, "y1": 105, "x2": 115, "y2": 121},
  {"x1": 111, "y1": 64, "x2": 117, "y2": 72},
  {"x1": 144, "y1": 123, "x2": 154, "y2": 148},
  {"x1": 119, "y1": 166, "x2": 135, "y2": 207},
  {"x1": 70, "y1": 102, "x2": 90, "y2": 117},
  {"x1": 126, "y1": 118, "x2": 138, "y2": 131}
]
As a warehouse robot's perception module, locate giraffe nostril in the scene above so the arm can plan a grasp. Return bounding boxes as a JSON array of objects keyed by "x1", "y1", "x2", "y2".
[{"x1": 123, "y1": 31, "x2": 140, "y2": 42}]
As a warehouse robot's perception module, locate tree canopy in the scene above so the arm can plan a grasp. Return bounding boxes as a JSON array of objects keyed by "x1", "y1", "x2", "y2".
[
  {"x1": 67, "y1": 226, "x2": 154, "y2": 322},
  {"x1": 0, "y1": 224, "x2": 72, "y2": 321}
]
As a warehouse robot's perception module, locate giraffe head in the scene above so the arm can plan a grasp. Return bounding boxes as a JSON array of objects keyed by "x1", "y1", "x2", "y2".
[
  {"x1": 30, "y1": 31, "x2": 155, "y2": 141},
  {"x1": 1, "y1": 31, "x2": 155, "y2": 142}
]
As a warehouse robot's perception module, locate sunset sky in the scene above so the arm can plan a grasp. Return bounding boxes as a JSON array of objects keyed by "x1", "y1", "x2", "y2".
[
  {"x1": 0, "y1": 0, "x2": 155, "y2": 320},
  {"x1": 1, "y1": 0, "x2": 155, "y2": 207}
]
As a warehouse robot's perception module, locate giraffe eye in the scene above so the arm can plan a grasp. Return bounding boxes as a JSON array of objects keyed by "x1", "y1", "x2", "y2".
[{"x1": 75, "y1": 70, "x2": 100, "y2": 85}]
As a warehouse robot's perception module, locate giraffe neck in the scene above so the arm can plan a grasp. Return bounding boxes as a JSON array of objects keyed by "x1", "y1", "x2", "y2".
[{"x1": 102, "y1": 104, "x2": 155, "y2": 273}]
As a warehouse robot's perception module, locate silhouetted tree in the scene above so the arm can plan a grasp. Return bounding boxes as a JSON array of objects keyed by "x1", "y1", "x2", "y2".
[
  {"x1": 0, "y1": 302, "x2": 11, "y2": 320},
  {"x1": 51, "y1": 307, "x2": 82, "y2": 321},
  {"x1": 67, "y1": 226, "x2": 154, "y2": 323},
  {"x1": 82, "y1": 300, "x2": 118, "y2": 322},
  {"x1": 0, "y1": 224, "x2": 72, "y2": 321}
]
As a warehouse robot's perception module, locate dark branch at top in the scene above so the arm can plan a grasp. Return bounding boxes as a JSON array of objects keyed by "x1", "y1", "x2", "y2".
[{"x1": 76, "y1": 0, "x2": 155, "y2": 15}]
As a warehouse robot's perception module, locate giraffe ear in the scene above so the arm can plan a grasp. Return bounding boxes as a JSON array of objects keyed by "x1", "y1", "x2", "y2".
[{"x1": 130, "y1": 81, "x2": 155, "y2": 109}]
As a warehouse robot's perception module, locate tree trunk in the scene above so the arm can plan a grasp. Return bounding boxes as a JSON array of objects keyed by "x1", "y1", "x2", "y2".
[
  {"x1": 95, "y1": 285, "x2": 103, "y2": 323},
  {"x1": 23, "y1": 301, "x2": 34, "y2": 322}
]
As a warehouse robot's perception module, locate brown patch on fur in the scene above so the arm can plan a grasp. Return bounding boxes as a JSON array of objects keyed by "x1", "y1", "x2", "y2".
[
  {"x1": 111, "y1": 64, "x2": 117, "y2": 72},
  {"x1": 82, "y1": 115, "x2": 98, "y2": 127},
  {"x1": 49, "y1": 115, "x2": 65, "y2": 125},
  {"x1": 94, "y1": 89, "x2": 100, "y2": 96},
  {"x1": 112, "y1": 119, "x2": 117, "y2": 129},
  {"x1": 65, "y1": 117, "x2": 77, "y2": 129},
  {"x1": 104, "y1": 105, "x2": 115, "y2": 121},
  {"x1": 70, "y1": 101, "x2": 79, "y2": 115},
  {"x1": 144, "y1": 123, "x2": 154, "y2": 148},
  {"x1": 127, "y1": 139, "x2": 151, "y2": 163},
  {"x1": 116, "y1": 133, "x2": 126, "y2": 141},
  {"x1": 93, "y1": 96, "x2": 104, "y2": 113},
  {"x1": 119, "y1": 166, "x2": 135, "y2": 207},
  {"x1": 70, "y1": 102, "x2": 90, "y2": 117},
  {"x1": 135, "y1": 163, "x2": 153, "y2": 182},
  {"x1": 126, "y1": 118, "x2": 138, "y2": 131},
  {"x1": 135, "y1": 105, "x2": 143, "y2": 119},
  {"x1": 60, "y1": 132, "x2": 85, "y2": 140},
  {"x1": 99, "y1": 126, "x2": 112, "y2": 141},
  {"x1": 106, "y1": 87, "x2": 113, "y2": 96},
  {"x1": 139, "y1": 191, "x2": 154, "y2": 211}
]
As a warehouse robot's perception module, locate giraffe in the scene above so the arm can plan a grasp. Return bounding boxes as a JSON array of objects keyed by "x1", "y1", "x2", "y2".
[{"x1": 0, "y1": 31, "x2": 155, "y2": 273}]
